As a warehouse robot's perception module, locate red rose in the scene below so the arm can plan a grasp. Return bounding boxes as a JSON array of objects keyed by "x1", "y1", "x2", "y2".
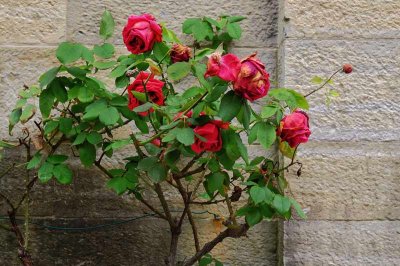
[
  {"x1": 122, "y1": 14, "x2": 162, "y2": 54},
  {"x1": 204, "y1": 53, "x2": 241, "y2": 82},
  {"x1": 233, "y1": 53, "x2": 270, "y2": 101},
  {"x1": 191, "y1": 120, "x2": 229, "y2": 154},
  {"x1": 127, "y1": 72, "x2": 165, "y2": 116},
  {"x1": 170, "y1": 44, "x2": 192, "y2": 63},
  {"x1": 276, "y1": 110, "x2": 311, "y2": 148}
]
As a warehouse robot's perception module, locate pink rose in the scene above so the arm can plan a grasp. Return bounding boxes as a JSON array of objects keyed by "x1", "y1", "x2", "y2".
[
  {"x1": 122, "y1": 14, "x2": 162, "y2": 54},
  {"x1": 276, "y1": 110, "x2": 311, "y2": 148},
  {"x1": 204, "y1": 53, "x2": 241, "y2": 82},
  {"x1": 170, "y1": 44, "x2": 192, "y2": 63},
  {"x1": 233, "y1": 53, "x2": 270, "y2": 101},
  {"x1": 127, "y1": 72, "x2": 165, "y2": 116}
]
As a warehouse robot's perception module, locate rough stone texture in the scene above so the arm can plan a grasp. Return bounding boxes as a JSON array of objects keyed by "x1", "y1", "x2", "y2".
[
  {"x1": 285, "y1": 221, "x2": 400, "y2": 266},
  {"x1": 0, "y1": 0, "x2": 67, "y2": 44},
  {"x1": 281, "y1": 0, "x2": 400, "y2": 265},
  {"x1": 67, "y1": 0, "x2": 278, "y2": 48},
  {"x1": 284, "y1": 0, "x2": 400, "y2": 39}
]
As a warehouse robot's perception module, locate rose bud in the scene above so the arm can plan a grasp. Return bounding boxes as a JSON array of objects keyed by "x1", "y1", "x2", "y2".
[
  {"x1": 151, "y1": 138, "x2": 161, "y2": 147},
  {"x1": 342, "y1": 64, "x2": 353, "y2": 74},
  {"x1": 191, "y1": 120, "x2": 229, "y2": 154},
  {"x1": 276, "y1": 110, "x2": 311, "y2": 148},
  {"x1": 170, "y1": 44, "x2": 192, "y2": 63},
  {"x1": 127, "y1": 72, "x2": 164, "y2": 116},
  {"x1": 122, "y1": 14, "x2": 162, "y2": 54},
  {"x1": 233, "y1": 53, "x2": 270, "y2": 101},
  {"x1": 204, "y1": 52, "x2": 241, "y2": 82}
]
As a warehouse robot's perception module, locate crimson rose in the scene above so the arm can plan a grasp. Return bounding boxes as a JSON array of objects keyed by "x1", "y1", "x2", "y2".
[
  {"x1": 233, "y1": 53, "x2": 270, "y2": 101},
  {"x1": 204, "y1": 53, "x2": 241, "y2": 82},
  {"x1": 276, "y1": 110, "x2": 311, "y2": 148},
  {"x1": 127, "y1": 72, "x2": 164, "y2": 116},
  {"x1": 191, "y1": 120, "x2": 229, "y2": 154},
  {"x1": 122, "y1": 14, "x2": 162, "y2": 54}
]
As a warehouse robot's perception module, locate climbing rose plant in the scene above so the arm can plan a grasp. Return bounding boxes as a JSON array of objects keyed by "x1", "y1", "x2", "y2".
[{"x1": 3, "y1": 10, "x2": 352, "y2": 266}]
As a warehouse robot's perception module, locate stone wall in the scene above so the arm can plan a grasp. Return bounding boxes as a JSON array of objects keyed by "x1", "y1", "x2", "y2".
[
  {"x1": 279, "y1": 0, "x2": 400, "y2": 265},
  {"x1": 0, "y1": 0, "x2": 399, "y2": 265}
]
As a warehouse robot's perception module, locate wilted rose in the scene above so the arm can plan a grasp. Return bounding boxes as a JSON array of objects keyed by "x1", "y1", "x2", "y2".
[
  {"x1": 170, "y1": 44, "x2": 192, "y2": 63},
  {"x1": 204, "y1": 53, "x2": 241, "y2": 82},
  {"x1": 127, "y1": 72, "x2": 164, "y2": 116},
  {"x1": 233, "y1": 53, "x2": 270, "y2": 101},
  {"x1": 276, "y1": 110, "x2": 311, "y2": 148},
  {"x1": 122, "y1": 14, "x2": 162, "y2": 54}
]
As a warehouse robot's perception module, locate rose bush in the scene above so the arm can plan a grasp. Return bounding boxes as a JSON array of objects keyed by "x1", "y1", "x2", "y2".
[{"x1": 1, "y1": 10, "x2": 351, "y2": 266}]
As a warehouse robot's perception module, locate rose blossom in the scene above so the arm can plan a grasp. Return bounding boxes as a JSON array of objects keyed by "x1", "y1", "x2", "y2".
[
  {"x1": 233, "y1": 53, "x2": 270, "y2": 101},
  {"x1": 204, "y1": 53, "x2": 241, "y2": 82},
  {"x1": 170, "y1": 44, "x2": 192, "y2": 63},
  {"x1": 276, "y1": 110, "x2": 311, "y2": 148},
  {"x1": 127, "y1": 72, "x2": 164, "y2": 116},
  {"x1": 191, "y1": 120, "x2": 229, "y2": 154},
  {"x1": 122, "y1": 14, "x2": 162, "y2": 54}
]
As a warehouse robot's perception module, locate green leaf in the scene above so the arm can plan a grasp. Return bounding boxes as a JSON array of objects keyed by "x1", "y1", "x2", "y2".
[
  {"x1": 264, "y1": 187, "x2": 275, "y2": 203},
  {"x1": 78, "y1": 86, "x2": 95, "y2": 103},
  {"x1": 248, "y1": 122, "x2": 261, "y2": 144},
  {"x1": 20, "y1": 104, "x2": 36, "y2": 124},
  {"x1": 56, "y1": 42, "x2": 83, "y2": 64},
  {"x1": 227, "y1": 22, "x2": 242, "y2": 39},
  {"x1": 279, "y1": 141, "x2": 296, "y2": 159},
  {"x1": 205, "y1": 85, "x2": 227, "y2": 103},
  {"x1": 87, "y1": 132, "x2": 103, "y2": 145},
  {"x1": 162, "y1": 25, "x2": 181, "y2": 43},
  {"x1": 261, "y1": 106, "x2": 278, "y2": 118},
  {"x1": 115, "y1": 75, "x2": 130, "y2": 88},
  {"x1": 240, "y1": 101, "x2": 251, "y2": 130},
  {"x1": 182, "y1": 18, "x2": 202, "y2": 34},
  {"x1": 289, "y1": 198, "x2": 307, "y2": 219},
  {"x1": 311, "y1": 76, "x2": 324, "y2": 84},
  {"x1": 39, "y1": 88, "x2": 55, "y2": 118},
  {"x1": 53, "y1": 164, "x2": 73, "y2": 184},
  {"x1": 218, "y1": 91, "x2": 243, "y2": 122},
  {"x1": 78, "y1": 142, "x2": 96, "y2": 167},
  {"x1": 175, "y1": 128, "x2": 195, "y2": 146},
  {"x1": 250, "y1": 186, "x2": 265, "y2": 205},
  {"x1": 83, "y1": 100, "x2": 107, "y2": 120},
  {"x1": 38, "y1": 162, "x2": 54, "y2": 182},
  {"x1": 39, "y1": 67, "x2": 60, "y2": 88},
  {"x1": 27, "y1": 152, "x2": 42, "y2": 170},
  {"x1": 107, "y1": 176, "x2": 135, "y2": 195},
  {"x1": 9, "y1": 108, "x2": 22, "y2": 134},
  {"x1": 131, "y1": 91, "x2": 147, "y2": 102},
  {"x1": 15, "y1": 99, "x2": 27, "y2": 109},
  {"x1": 99, "y1": 10, "x2": 115, "y2": 40},
  {"x1": 133, "y1": 102, "x2": 153, "y2": 113},
  {"x1": 148, "y1": 164, "x2": 167, "y2": 183},
  {"x1": 104, "y1": 138, "x2": 132, "y2": 151},
  {"x1": 110, "y1": 64, "x2": 128, "y2": 78},
  {"x1": 49, "y1": 78, "x2": 68, "y2": 103},
  {"x1": 272, "y1": 194, "x2": 291, "y2": 215},
  {"x1": 288, "y1": 89, "x2": 309, "y2": 110},
  {"x1": 182, "y1": 86, "x2": 205, "y2": 99},
  {"x1": 59, "y1": 117, "x2": 73, "y2": 134},
  {"x1": 137, "y1": 157, "x2": 158, "y2": 171},
  {"x1": 47, "y1": 154, "x2": 68, "y2": 164},
  {"x1": 93, "y1": 60, "x2": 117, "y2": 69},
  {"x1": 99, "y1": 106, "x2": 120, "y2": 125},
  {"x1": 227, "y1": 16, "x2": 246, "y2": 23},
  {"x1": 93, "y1": 43, "x2": 115, "y2": 59},
  {"x1": 81, "y1": 46, "x2": 94, "y2": 63},
  {"x1": 72, "y1": 132, "x2": 87, "y2": 146},
  {"x1": 205, "y1": 172, "x2": 226, "y2": 195},
  {"x1": 257, "y1": 123, "x2": 276, "y2": 149},
  {"x1": 192, "y1": 21, "x2": 214, "y2": 41},
  {"x1": 167, "y1": 62, "x2": 191, "y2": 81},
  {"x1": 44, "y1": 120, "x2": 59, "y2": 135},
  {"x1": 245, "y1": 208, "x2": 262, "y2": 227},
  {"x1": 234, "y1": 133, "x2": 248, "y2": 164},
  {"x1": 153, "y1": 42, "x2": 170, "y2": 62}
]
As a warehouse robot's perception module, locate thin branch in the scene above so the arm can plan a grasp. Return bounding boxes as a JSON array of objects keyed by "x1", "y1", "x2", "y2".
[
  {"x1": 304, "y1": 68, "x2": 341, "y2": 98},
  {"x1": 138, "y1": 198, "x2": 168, "y2": 220},
  {"x1": 187, "y1": 208, "x2": 200, "y2": 252},
  {"x1": 183, "y1": 224, "x2": 249, "y2": 266},
  {"x1": 154, "y1": 183, "x2": 173, "y2": 226}
]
